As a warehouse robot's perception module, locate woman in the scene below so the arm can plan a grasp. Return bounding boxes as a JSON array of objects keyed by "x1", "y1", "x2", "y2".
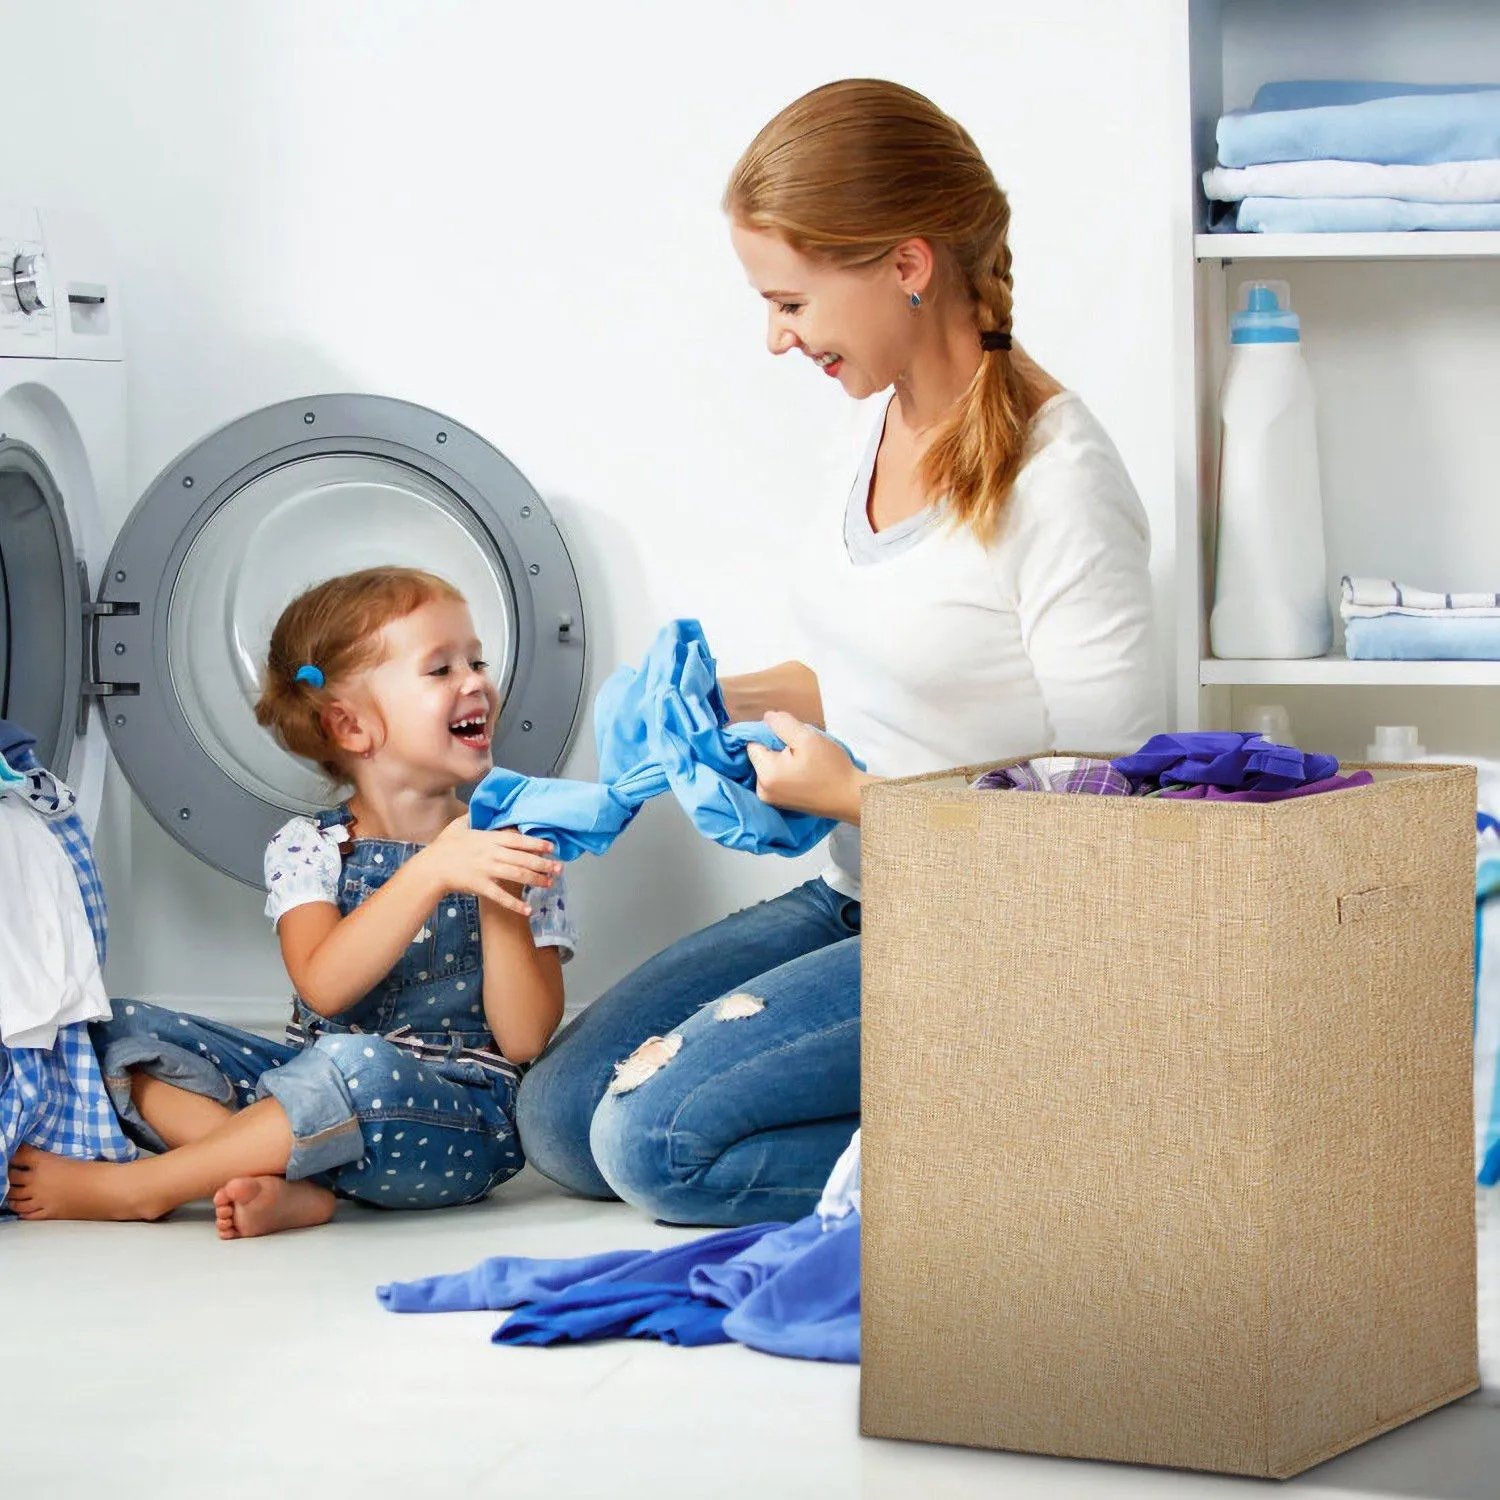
[{"x1": 516, "y1": 78, "x2": 1164, "y2": 1226}]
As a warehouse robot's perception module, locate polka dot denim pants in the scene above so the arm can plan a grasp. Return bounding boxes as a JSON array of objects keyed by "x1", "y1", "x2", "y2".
[{"x1": 91, "y1": 817, "x2": 524, "y2": 1209}]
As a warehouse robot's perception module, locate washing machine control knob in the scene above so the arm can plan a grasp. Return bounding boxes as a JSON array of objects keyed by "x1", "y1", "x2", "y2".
[{"x1": 8, "y1": 252, "x2": 50, "y2": 315}]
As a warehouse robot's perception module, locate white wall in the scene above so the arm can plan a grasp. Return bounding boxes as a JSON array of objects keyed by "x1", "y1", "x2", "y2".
[{"x1": 9, "y1": 0, "x2": 1179, "y2": 1019}]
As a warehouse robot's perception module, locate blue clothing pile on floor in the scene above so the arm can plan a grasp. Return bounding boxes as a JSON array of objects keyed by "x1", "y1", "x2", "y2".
[
  {"x1": 1206, "y1": 81, "x2": 1500, "y2": 234},
  {"x1": 378, "y1": 1131, "x2": 862, "y2": 1363},
  {"x1": 470, "y1": 619, "x2": 861, "y2": 860},
  {"x1": 1, "y1": 717, "x2": 136, "y2": 1216}
]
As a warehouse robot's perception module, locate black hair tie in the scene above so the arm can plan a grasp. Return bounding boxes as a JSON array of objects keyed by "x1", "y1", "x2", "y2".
[{"x1": 980, "y1": 330, "x2": 1012, "y2": 352}]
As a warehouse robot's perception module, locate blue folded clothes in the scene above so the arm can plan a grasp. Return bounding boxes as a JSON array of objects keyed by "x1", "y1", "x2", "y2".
[
  {"x1": 1234, "y1": 196, "x2": 1500, "y2": 234},
  {"x1": 377, "y1": 1212, "x2": 861, "y2": 1363},
  {"x1": 470, "y1": 620, "x2": 862, "y2": 859},
  {"x1": 1345, "y1": 615, "x2": 1500, "y2": 661},
  {"x1": 1251, "y1": 81, "x2": 1500, "y2": 113},
  {"x1": 1113, "y1": 732, "x2": 1337, "y2": 792},
  {"x1": 1218, "y1": 81, "x2": 1500, "y2": 168}
]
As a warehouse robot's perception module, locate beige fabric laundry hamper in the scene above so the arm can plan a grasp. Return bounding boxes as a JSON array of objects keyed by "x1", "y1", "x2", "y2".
[{"x1": 859, "y1": 754, "x2": 1478, "y2": 1480}]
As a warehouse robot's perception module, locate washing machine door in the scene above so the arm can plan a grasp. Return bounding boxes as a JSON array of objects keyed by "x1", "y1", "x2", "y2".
[
  {"x1": 0, "y1": 435, "x2": 85, "y2": 776},
  {"x1": 94, "y1": 394, "x2": 586, "y2": 887}
]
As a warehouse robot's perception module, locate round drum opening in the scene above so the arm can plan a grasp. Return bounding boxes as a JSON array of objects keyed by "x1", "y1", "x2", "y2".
[
  {"x1": 99, "y1": 393, "x2": 586, "y2": 887},
  {"x1": 167, "y1": 453, "x2": 517, "y2": 813}
]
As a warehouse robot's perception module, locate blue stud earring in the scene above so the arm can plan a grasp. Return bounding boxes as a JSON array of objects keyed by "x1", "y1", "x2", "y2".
[{"x1": 910, "y1": 293, "x2": 922, "y2": 308}]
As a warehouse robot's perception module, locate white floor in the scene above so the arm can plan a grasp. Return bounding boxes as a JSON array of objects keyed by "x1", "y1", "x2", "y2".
[{"x1": 3, "y1": 1172, "x2": 1499, "y2": 1500}]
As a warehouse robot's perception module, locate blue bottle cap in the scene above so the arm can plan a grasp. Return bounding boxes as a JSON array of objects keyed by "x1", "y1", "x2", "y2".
[{"x1": 1231, "y1": 280, "x2": 1301, "y2": 345}]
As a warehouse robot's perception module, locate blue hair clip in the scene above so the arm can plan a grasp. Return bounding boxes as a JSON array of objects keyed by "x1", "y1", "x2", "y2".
[{"x1": 294, "y1": 664, "x2": 325, "y2": 689}]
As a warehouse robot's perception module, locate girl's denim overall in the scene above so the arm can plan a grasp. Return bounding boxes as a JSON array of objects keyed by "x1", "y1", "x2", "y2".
[{"x1": 93, "y1": 809, "x2": 524, "y2": 1207}]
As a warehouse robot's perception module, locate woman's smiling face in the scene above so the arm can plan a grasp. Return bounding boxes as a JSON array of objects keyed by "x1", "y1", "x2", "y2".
[{"x1": 729, "y1": 222, "x2": 923, "y2": 401}]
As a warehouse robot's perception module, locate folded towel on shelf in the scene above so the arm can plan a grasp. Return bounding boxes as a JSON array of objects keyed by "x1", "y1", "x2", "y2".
[
  {"x1": 1204, "y1": 158, "x2": 1500, "y2": 203},
  {"x1": 1232, "y1": 196, "x2": 1500, "y2": 234},
  {"x1": 1217, "y1": 82, "x2": 1500, "y2": 168},
  {"x1": 1345, "y1": 615, "x2": 1500, "y2": 661},
  {"x1": 1251, "y1": 81, "x2": 1500, "y2": 112},
  {"x1": 1341, "y1": 577, "x2": 1500, "y2": 619}
]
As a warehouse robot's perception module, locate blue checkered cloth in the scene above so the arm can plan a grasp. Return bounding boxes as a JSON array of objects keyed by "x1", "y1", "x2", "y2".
[
  {"x1": 1, "y1": 745, "x2": 107, "y2": 965},
  {"x1": 1, "y1": 1024, "x2": 138, "y2": 1214},
  {"x1": 0, "y1": 728, "x2": 127, "y2": 1218}
]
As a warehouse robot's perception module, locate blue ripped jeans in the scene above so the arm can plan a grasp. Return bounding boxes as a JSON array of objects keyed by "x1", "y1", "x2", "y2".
[
  {"x1": 91, "y1": 811, "x2": 523, "y2": 1209},
  {"x1": 516, "y1": 878, "x2": 860, "y2": 1227}
]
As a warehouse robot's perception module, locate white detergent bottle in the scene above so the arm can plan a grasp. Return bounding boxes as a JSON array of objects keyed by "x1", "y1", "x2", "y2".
[{"x1": 1209, "y1": 280, "x2": 1333, "y2": 660}]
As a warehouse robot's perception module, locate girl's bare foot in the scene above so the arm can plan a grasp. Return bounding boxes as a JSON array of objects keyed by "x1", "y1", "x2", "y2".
[
  {"x1": 212, "y1": 1176, "x2": 336, "y2": 1239},
  {"x1": 6, "y1": 1145, "x2": 167, "y2": 1222}
]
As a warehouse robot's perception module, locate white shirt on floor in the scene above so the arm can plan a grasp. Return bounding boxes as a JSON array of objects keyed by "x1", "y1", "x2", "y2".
[
  {"x1": 792, "y1": 390, "x2": 1165, "y2": 900},
  {"x1": 0, "y1": 796, "x2": 110, "y2": 1049}
]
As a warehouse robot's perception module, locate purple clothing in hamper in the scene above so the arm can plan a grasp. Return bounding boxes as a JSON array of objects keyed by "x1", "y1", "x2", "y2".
[
  {"x1": 1157, "y1": 770, "x2": 1375, "y2": 804},
  {"x1": 1113, "y1": 732, "x2": 1337, "y2": 793}
]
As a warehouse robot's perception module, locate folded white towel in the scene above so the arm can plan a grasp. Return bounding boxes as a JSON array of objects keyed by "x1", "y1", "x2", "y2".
[
  {"x1": 1204, "y1": 158, "x2": 1500, "y2": 203},
  {"x1": 1341, "y1": 575, "x2": 1500, "y2": 619}
]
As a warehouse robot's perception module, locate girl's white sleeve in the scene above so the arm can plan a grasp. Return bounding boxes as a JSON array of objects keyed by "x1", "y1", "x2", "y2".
[
  {"x1": 525, "y1": 869, "x2": 579, "y2": 963},
  {"x1": 263, "y1": 817, "x2": 343, "y2": 927}
]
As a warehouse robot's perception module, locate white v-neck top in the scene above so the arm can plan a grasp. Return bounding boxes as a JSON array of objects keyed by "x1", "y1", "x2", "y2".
[{"x1": 792, "y1": 390, "x2": 1165, "y2": 899}]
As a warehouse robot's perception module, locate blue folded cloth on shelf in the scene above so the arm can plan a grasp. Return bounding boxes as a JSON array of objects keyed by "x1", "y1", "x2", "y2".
[
  {"x1": 1234, "y1": 196, "x2": 1500, "y2": 234},
  {"x1": 1251, "y1": 81, "x2": 1500, "y2": 113},
  {"x1": 1113, "y1": 732, "x2": 1337, "y2": 793},
  {"x1": 469, "y1": 619, "x2": 862, "y2": 859},
  {"x1": 1345, "y1": 616, "x2": 1500, "y2": 661},
  {"x1": 1218, "y1": 81, "x2": 1500, "y2": 168}
]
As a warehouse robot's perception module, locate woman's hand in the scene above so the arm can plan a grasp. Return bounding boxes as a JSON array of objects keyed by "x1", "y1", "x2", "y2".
[
  {"x1": 745, "y1": 710, "x2": 875, "y2": 823},
  {"x1": 419, "y1": 816, "x2": 561, "y2": 916}
]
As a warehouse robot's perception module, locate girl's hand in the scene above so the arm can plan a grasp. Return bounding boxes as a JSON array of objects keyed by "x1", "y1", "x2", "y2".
[
  {"x1": 745, "y1": 711, "x2": 872, "y2": 823},
  {"x1": 421, "y1": 816, "x2": 561, "y2": 916}
]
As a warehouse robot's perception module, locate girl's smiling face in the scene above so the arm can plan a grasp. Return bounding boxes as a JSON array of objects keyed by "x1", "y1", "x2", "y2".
[{"x1": 342, "y1": 598, "x2": 499, "y2": 784}]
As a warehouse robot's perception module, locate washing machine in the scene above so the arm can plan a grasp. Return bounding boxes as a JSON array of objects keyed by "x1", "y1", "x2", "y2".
[{"x1": 0, "y1": 207, "x2": 586, "y2": 896}]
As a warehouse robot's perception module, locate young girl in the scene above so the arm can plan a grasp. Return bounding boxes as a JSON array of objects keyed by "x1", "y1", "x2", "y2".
[{"x1": 7, "y1": 566, "x2": 574, "y2": 1237}]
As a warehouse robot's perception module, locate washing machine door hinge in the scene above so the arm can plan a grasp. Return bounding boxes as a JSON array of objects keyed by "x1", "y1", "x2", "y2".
[{"x1": 78, "y1": 560, "x2": 140, "y2": 735}]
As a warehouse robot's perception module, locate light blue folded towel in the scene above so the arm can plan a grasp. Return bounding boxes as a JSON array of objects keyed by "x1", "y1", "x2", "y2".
[
  {"x1": 1235, "y1": 196, "x2": 1500, "y2": 233},
  {"x1": 1345, "y1": 615, "x2": 1500, "y2": 661},
  {"x1": 1218, "y1": 81, "x2": 1500, "y2": 168},
  {"x1": 1250, "y1": 81, "x2": 1500, "y2": 113}
]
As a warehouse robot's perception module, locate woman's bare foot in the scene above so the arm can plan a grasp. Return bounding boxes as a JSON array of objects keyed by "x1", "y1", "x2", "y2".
[
  {"x1": 212, "y1": 1176, "x2": 336, "y2": 1239},
  {"x1": 6, "y1": 1145, "x2": 167, "y2": 1221}
]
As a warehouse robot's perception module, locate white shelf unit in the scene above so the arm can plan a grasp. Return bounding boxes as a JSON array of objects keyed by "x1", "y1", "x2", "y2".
[
  {"x1": 1174, "y1": 0, "x2": 1500, "y2": 758},
  {"x1": 1200, "y1": 655, "x2": 1500, "y2": 688},
  {"x1": 1197, "y1": 232, "x2": 1500, "y2": 262}
]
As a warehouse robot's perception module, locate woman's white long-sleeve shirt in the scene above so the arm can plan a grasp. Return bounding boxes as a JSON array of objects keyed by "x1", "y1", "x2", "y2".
[{"x1": 792, "y1": 390, "x2": 1166, "y2": 900}]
